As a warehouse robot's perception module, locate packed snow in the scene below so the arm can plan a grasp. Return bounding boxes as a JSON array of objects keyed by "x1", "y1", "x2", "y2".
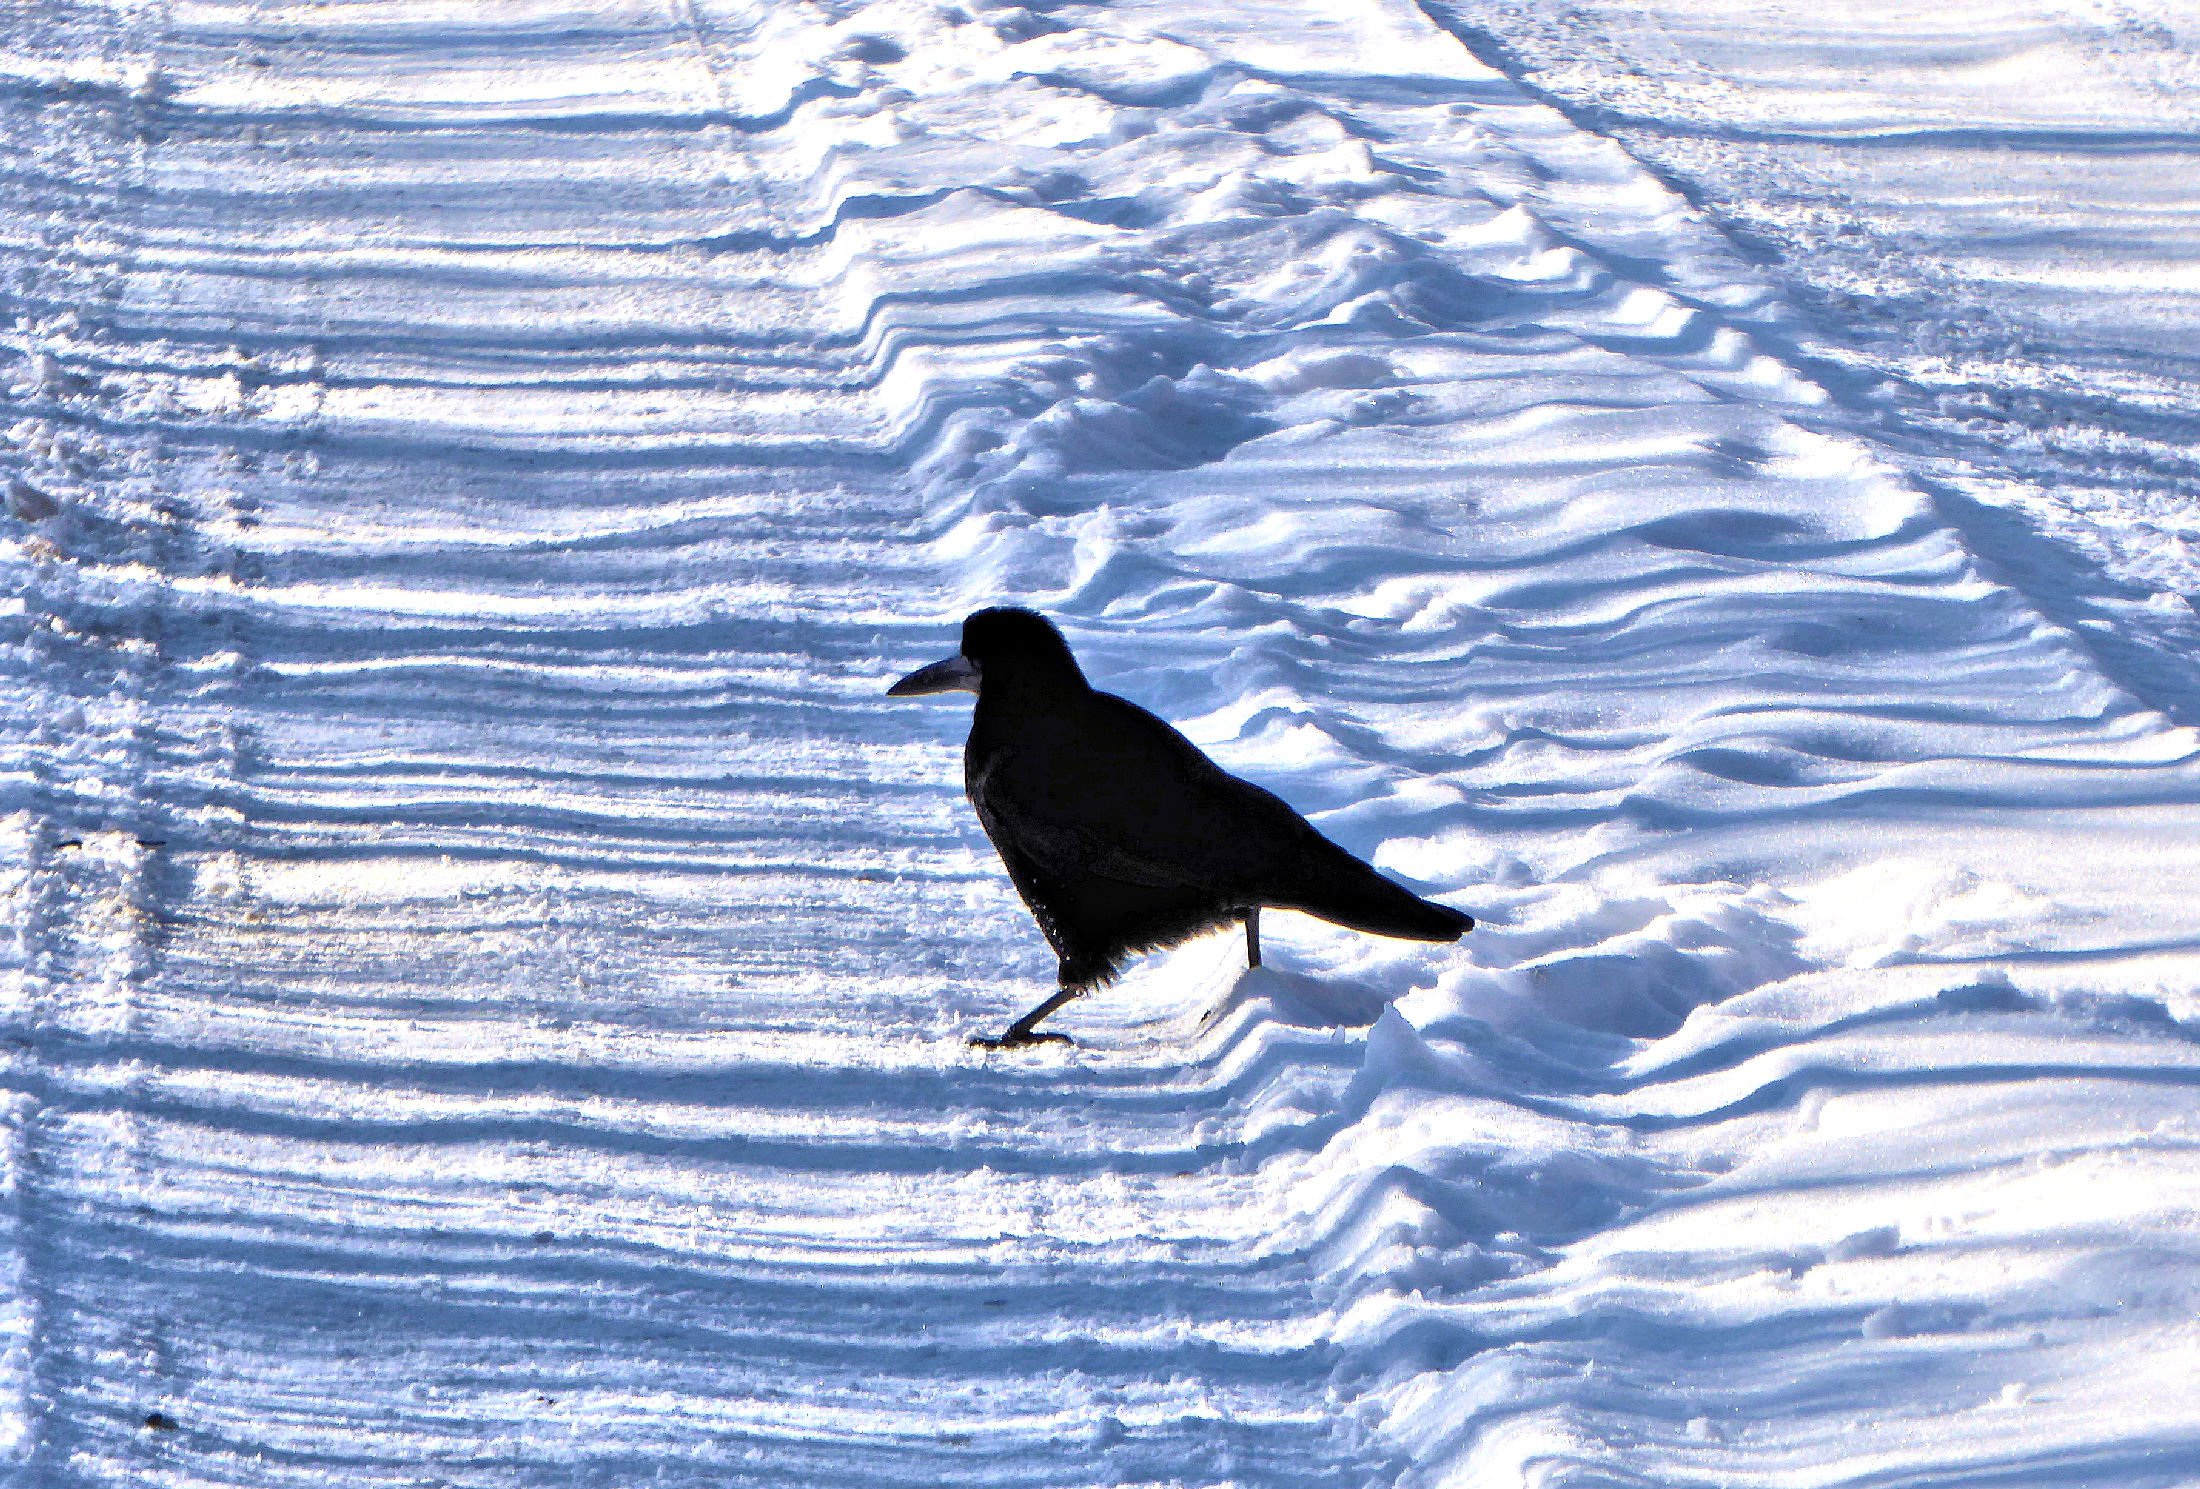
[{"x1": 4, "y1": 0, "x2": 2197, "y2": 1486}]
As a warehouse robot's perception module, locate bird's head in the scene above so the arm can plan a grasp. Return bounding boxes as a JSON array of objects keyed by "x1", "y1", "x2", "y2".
[{"x1": 886, "y1": 606, "x2": 1087, "y2": 699}]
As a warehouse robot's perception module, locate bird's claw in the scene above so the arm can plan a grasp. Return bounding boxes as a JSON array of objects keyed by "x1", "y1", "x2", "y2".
[{"x1": 969, "y1": 1029, "x2": 1072, "y2": 1050}]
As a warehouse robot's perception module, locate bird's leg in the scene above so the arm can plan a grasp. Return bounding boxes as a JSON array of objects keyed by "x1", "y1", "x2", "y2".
[
  {"x1": 971, "y1": 985, "x2": 1081, "y2": 1049},
  {"x1": 1244, "y1": 906, "x2": 1261, "y2": 969}
]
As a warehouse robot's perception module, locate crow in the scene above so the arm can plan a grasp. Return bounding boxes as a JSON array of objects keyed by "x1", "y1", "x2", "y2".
[{"x1": 888, "y1": 607, "x2": 1473, "y2": 1047}]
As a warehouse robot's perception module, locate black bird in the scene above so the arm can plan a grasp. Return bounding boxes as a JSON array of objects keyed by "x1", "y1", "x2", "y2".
[{"x1": 888, "y1": 607, "x2": 1473, "y2": 1047}]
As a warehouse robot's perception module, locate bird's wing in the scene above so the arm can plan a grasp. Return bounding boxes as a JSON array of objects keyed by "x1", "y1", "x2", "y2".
[
  {"x1": 971, "y1": 807, "x2": 1081, "y2": 962},
  {"x1": 970, "y1": 750, "x2": 1178, "y2": 890},
  {"x1": 968, "y1": 694, "x2": 1311, "y2": 896}
]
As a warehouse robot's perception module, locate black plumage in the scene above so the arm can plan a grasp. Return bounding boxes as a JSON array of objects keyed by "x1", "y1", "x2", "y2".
[{"x1": 889, "y1": 607, "x2": 1473, "y2": 1047}]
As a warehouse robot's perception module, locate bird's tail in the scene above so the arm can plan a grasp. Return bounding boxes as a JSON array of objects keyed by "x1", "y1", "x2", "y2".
[{"x1": 1276, "y1": 840, "x2": 1473, "y2": 942}]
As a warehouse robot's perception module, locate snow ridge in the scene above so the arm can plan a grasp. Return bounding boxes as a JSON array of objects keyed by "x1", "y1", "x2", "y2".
[{"x1": 837, "y1": 3, "x2": 2200, "y2": 1482}]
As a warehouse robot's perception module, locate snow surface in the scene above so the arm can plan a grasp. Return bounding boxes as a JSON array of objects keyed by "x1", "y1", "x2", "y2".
[{"x1": 3, "y1": 0, "x2": 2198, "y2": 1485}]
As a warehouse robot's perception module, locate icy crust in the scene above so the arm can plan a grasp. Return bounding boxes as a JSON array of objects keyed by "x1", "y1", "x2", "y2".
[{"x1": 4, "y1": 0, "x2": 2198, "y2": 1484}]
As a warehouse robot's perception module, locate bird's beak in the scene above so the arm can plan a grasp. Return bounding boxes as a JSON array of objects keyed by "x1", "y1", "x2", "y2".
[{"x1": 887, "y1": 653, "x2": 980, "y2": 697}]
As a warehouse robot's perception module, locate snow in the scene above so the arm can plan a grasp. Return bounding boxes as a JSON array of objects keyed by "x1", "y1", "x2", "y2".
[
  {"x1": 1432, "y1": 0, "x2": 2200, "y2": 720},
  {"x1": 4, "y1": 0, "x2": 2198, "y2": 1485}
]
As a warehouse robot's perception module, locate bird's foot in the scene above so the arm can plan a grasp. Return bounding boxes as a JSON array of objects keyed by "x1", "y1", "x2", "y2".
[{"x1": 969, "y1": 1028, "x2": 1072, "y2": 1051}]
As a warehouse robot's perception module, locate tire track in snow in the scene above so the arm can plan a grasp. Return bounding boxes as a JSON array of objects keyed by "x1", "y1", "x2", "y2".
[
  {"x1": 1420, "y1": 0, "x2": 2200, "y2": 728},
  {"x1": 7, "y1": 2, "x2": 1377, "y2": 1485},
  {"x1": 3, "y1": 0, "x2": 221, "y2": 1471}
]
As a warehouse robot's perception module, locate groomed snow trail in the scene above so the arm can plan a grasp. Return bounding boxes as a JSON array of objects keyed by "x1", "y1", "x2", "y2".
[
  {"x1": 4, "y1": 2, "x2": 2198, "y2": 1488},
  {"x1": 5, "y1": 3, "x2": 1376, "y2": 1484}
]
